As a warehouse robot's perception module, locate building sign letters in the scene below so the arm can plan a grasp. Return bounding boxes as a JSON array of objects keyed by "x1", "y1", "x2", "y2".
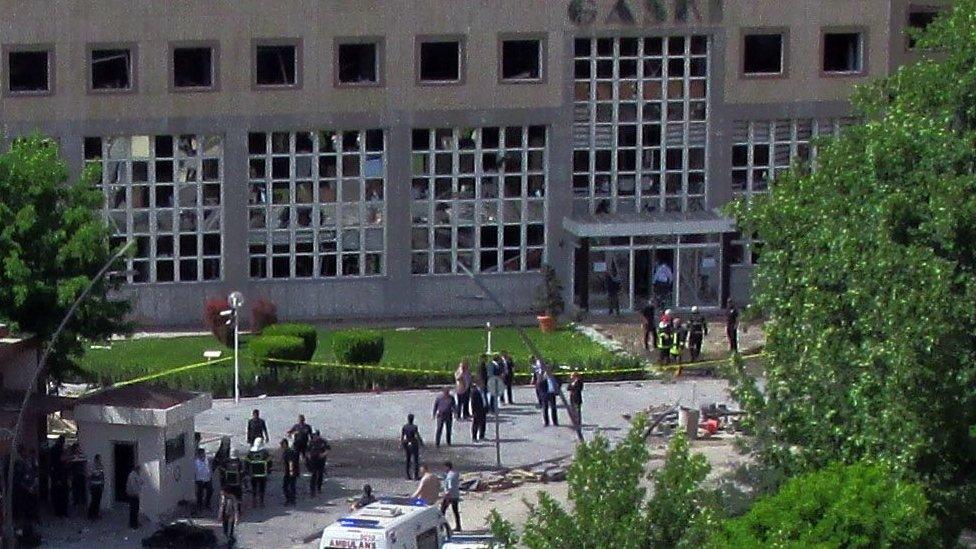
[{"x1": 568, "y1": 0, "x2": 723, "y2": 26}]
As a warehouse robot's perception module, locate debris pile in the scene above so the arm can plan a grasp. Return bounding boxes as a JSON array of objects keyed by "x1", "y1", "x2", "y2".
[
  {"x1": 460, "y1": 458, "x2": 572, "y2": 493},
  {"x1": 626, "y1": 402, "x2": 745, "y2": 439}
]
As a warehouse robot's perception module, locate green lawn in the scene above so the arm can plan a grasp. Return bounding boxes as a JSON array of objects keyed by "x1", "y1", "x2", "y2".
[{"x1": 77, "y1": 326, "x2": 635, "y2": 396}]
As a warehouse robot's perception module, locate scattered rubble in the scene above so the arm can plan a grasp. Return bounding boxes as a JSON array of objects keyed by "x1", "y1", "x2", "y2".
[
  {"x1": 459, "y1": 457, "x2": 573, "y2": 493},
  {"x1": 626, "y1": 402, "x2": 745, "y2": 440}
]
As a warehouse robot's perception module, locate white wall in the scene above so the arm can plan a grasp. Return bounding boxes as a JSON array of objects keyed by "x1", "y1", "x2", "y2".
[{"x1": 77, "y1": 422, "x2": 165, "y2": 519}]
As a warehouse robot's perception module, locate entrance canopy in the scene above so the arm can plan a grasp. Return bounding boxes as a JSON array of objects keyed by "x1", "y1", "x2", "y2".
[{"x1": 562, "y1": 210, "x2": 735, "y2": 238}]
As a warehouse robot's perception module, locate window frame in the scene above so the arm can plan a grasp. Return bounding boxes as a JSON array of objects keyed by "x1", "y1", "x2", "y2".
[
  {"x1": 740, "y1": 28, "x2": 788, "y2": 79},
  {"x1": 169, "y1": 41, "x2": 219, "y2": 93},
  {"x1": 3, "y1": 44, "x2": 54, "y2": 97},
  {"x1": 333, "y1": 37, "x2": 385, "y2": 88},
  {"x1": 87, "y1": 42, "x2": 137, "y2": 94},
  {"x1": 498, "y1": 34, "x2": 547, "y2": 84},
  {"x1": 820, "y1": 28, "x2": 867, "y2": 77},
  {"x1": 251, "y1": 38, "x2": 303, "y2": 90},
  {"x1": 905, "y1": 4, "x2": 943, "y2": 51},
  {"x1": 415, "y1": 35, "x2": 466, "y2": 86}
]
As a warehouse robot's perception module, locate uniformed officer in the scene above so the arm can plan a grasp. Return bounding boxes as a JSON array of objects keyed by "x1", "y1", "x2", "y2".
[
  {"x1": 688, "y1": 306, "x2": 708, "y2": 361},
  {"x1": 656, "y1": 321, "x2": 672, "y2": 364},
  {"x1": 222, "y1": 448, "x2": 244, "y2": 514},
  {"x1": 244, "y1": 438, "x2": 270, "y2": 508},
  {"x1": 670, "y1": 319, "x2": 687, "y2": 364},
  {"x1": 307, "y1": 431, "x2": 329, "y2": 498}
]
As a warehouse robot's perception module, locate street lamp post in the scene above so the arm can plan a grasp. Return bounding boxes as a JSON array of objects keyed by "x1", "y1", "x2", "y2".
[{"x1": 222, "y1": 291, "x2": 244, "y2": 404}]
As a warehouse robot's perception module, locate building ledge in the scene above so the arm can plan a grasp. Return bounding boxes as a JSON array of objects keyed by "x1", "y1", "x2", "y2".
[{"x1": 562, "y1": 209, "x2": 736, "y2": 238}]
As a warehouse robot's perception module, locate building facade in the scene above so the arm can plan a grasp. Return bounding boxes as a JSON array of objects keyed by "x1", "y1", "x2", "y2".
[{"x1": 0, "y1": 0, "x2": 947, "y2": 326}]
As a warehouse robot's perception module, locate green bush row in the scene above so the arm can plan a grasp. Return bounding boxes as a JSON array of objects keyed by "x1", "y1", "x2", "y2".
[
  {"x1": 332, "y1": 330, "x2": 384, "y2": 364},
  {"x1": 261, "y1": 323, "x2": 317, "y2": 359}
]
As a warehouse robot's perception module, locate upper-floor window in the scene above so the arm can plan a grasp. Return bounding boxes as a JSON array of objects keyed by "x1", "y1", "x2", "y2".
[
  {"x1": 907, "y1": 6, "x2": 941, "y2": 49},
  {"x1": 173, "y1": 46, "x2": 215, "y2": 90},
  {"x1": 501, "y1": 39, "x2": 543, "y2": 82},
  {"x1": 822, "y1": 32, "x2": 863, "y2": 75},
  {"x1": 418, "y1": 39, "x2": 462, "y2": 84},
  {"x1": 5, "y1": 48, "x2": 51, "y2": 94},
  {"x1": 742, "y1": 32, "x2": 784, "y2": 76},
  {"x1": 90, "y1": 47, "x2": 133, "y2": 91},
  {"x1": 254, "y1": 42, "x2": 299, "y2": 88},
  {"x1": 337, "y1": 41, "x2": 380, "y2": 86}
]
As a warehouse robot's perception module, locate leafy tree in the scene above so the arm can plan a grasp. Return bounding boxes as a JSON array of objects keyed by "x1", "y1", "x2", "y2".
[
  {"x1": 728, "y1": 2, "x2": 976, "y2": 541},
  {"x1": 489, "y1": 416, "x2": 713, "y2": 548},
  {"x1": 0, "y1": 135, "x2": 129, "y2": 377},
  {"x1": 707, "y1": 462, "x2": 938, "y2": 548}
]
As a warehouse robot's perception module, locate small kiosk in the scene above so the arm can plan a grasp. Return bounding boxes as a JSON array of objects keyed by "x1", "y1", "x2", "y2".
[{"x1": 73, "y1": 384, "x2": 212, "y2": 521}]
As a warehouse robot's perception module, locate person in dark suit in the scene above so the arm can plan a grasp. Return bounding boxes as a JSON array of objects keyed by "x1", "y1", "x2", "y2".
[
  {"x1": 499, "y1": 351, "x2": 515, "y2": 404},
  {"x1": 567, "y1": 372, "x2": 583, "y2": 426},
  {"x1": 542, "y1": 368, "x2": 560, "y2": 427},
  {"x1": 726, "y1": 301, "x2": 739, "y2": 353},
  {"x1": 470, "y1": 378, "x2": 488, "y2": 442},
  {"x1": 640, "y1": 302, "x2": 657, "y2": 351}
]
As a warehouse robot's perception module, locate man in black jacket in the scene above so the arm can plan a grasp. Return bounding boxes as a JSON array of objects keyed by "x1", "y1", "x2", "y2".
[
  {"x1": 247, "y1": 409, "x2": 269, "y2": 445},
  {"x1": 499, "y1": 350, "x2": 515, "y2": 404},
  {"x1": 470, "y1": 379, "x2": 488, "y2": 442}
]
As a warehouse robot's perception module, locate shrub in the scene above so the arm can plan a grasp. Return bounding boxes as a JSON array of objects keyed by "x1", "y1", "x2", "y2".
[
  {"x1": 534, "y1": 264, "x2": 565, "y2": 317},
  {"x1": 707, "y1": 462, "x2": 938, "y2": 548},
  {"x1": 262, "y1": 323, "x2": 317, "y2": 360},
  {"x1": 202, "y1": 298, "x2": 232, "y2": 347},
  {"x1": 250, "y1": 298, "x2": 278, "y2": 332},
  {"x1": 249, "y1": 335, "x2": 305, "y2": 378},
  {"x1": 332, "y1": 331, "x2": 384, "y2": 364}
]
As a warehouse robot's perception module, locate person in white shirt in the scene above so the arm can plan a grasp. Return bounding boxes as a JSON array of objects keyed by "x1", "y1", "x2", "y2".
[
  {"x1": 440, "y1": 461, "x2": 462, "y2": 532},
  {"x1": 126, "y1": 465, "x2": 143, "y2": 529},
  {"x1": 653, "y1": 261, "x2": 674, "y2": 304},
  {"x1": 194, "y1": 448, "x2": 213, "y2": 510}
]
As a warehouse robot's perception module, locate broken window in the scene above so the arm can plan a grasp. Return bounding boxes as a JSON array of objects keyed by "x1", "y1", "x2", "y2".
[
  {"x1": 7, "y1": 50, "x2": 50, "y2": 93},
  {"x1": 337, "y1": 43, "x2": 378, "y2": 84},
  {"x1": 822, "y1": 32, "x2": 862, "y2": 74},
  {"x1": 255, "y1": 44, "x2": 297, "y2": 87},
  {"x1": 743, "y1": 33, "x2": 783, "y2": 75},
  {"x1": 173, "y1": 47, "x2": 213, "y2": 89},
  {"x1": 419, "y1": 41, "x2": 461, "y2": 83},
  {"x1": 91, "y1": 48, "x2": 132, "y2": 90},
  {"x1": 907, "y1": 7, "x2": 940, "y2": 49},
  {"x1": 501, "y1": 39, "x2": 542, "y2": 81}
]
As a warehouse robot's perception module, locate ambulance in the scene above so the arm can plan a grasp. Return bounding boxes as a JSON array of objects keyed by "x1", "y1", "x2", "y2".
[{"x1": 319, "y1": 497, "x2": 492, "y2": 549}]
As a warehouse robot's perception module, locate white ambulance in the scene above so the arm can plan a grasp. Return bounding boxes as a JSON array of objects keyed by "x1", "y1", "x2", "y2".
[{"x1": 320, "y1": 497, "x2": 490, "y2": 549}]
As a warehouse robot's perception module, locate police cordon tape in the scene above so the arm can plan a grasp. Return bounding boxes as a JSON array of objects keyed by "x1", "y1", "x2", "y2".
[{"x1": 107, "y1": 351, "x2": 766, "y2": 389}]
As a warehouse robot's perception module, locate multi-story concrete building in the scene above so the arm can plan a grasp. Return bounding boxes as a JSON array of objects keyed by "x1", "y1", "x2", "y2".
[{"x1": 0, "y1": 0, "x2": 948, "y2": 326}]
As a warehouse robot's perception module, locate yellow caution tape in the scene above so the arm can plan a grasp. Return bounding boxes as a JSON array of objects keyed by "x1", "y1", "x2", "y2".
[{"x1": 112, "y1": 356, "x2": 232, "y2": 388}]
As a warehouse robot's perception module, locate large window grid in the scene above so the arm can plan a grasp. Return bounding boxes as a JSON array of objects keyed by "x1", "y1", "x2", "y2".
[
  {"x1": 573, "y1": 36, "x2": 708, "y2": 216},
  {"x1": 84, "y1": 134, "x2": 223, "y2": 283},
  {"x1": 247, "y1": 129, "x2": 386, "y2": 279},
  {"x1": 730, "y1": 117, "x2": 857, "y2": 264},
  {"x1": 410, "y1": 126, "x2": 547, "y2": 275}
]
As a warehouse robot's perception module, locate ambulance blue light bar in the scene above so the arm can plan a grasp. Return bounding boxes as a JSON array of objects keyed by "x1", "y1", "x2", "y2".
[
  {"x1": 338, "y1": 518, "x2": 381, "y2": 529},
  {"x1": 378, "y1": 497, "x2": 427, "y2": 507}
]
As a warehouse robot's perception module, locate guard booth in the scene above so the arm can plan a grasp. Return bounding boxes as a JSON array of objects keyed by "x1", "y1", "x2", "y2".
[{"x1": 72, "y1": 384, "x2": 211, "y2": 521}]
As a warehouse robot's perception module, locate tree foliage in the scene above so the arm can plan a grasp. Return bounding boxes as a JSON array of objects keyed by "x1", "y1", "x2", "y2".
[
  {"x1": 707, "y1": 462, "x2": 937, "y2": 548},
  {"x1": 0, "y1": 135, "x2": 129, "y2": 376},
  {"x1": 489, "y1": 416, "x2": 712, "y2": 549},
  {"x1": 729, "y1": 2, "x2": 976, "y2": 541}
]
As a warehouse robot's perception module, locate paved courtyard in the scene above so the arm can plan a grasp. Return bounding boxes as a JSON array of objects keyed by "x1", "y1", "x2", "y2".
[{"x1": 41, "y1": 378, "x2": 733, "y2": 548}]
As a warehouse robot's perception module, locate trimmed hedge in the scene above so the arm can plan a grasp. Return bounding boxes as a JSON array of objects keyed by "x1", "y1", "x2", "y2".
[
  {"x1": 250, "y1": 335, "x2": 306, "y2": 375},
  {"x1": 262, "y1": 323, "x2": 317, "y2": 360},
  {"x1": 332, "y1": 330, "x2": 385, "y2": 365}
]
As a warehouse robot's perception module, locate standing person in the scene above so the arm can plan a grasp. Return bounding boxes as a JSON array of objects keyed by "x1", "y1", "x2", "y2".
[
  {"x1": 653, "y1": 261, "x2": 674, "y2": 306},
  {"x1": 726, "y1": 301, "x2": 740, "y2": 353},
  {"x1": 50, "y1": 435, "x2": 68, "y2": 517},
  {"x1": 432, "y1": 387, "x2": 455, "y2": 447},
  {"x1": 411, "y1": 464, "x2": 440, "y2": 505},
  {"x1": 640, "y1": 301, "x2": 657, "y2": 351},
  {"x1": 247, "y1": 409, "x2": 269, "y2": 445},
  {"x1": 126, "y1": 464, "x2": 143, "y2": 529},
  {"x1": 222, "y1": 449, "x2": 244, "y2": 505},
  {"x1": 606, "y1": 263, "x2": 621, "y2": 316},
  {"x1": 213, "y1": 436, "x2": 231, "y2": 492},
  {"x1": 307, "y1": 431, "x2": 328, "y2": 498},
  {"x1": 194, "y1": 448, "x2": 213, "y2": 511},
  {"x1": 531, "y1": 356, "x2": 545, "y2": 408},
  {"x1": 567, "y1": 372, "x2": 584, "y2": 426},
  {"x1": 68, "y1": 443, "x2": 87, "y2": 510},
  {"x1": 484, "y1": 357, "x2": 499, "y2": 412},
  {"x1": 454, "y1": 360, "x2": 471, "y2": 420},
  {"x1": 245, "y1": 438, "x2": 270, "y2": 508},
  {"x1": 287, "y1": 415, "x2": 313, "y2": 465},
  {"x1": 688, "y1": 306, "x2": 708, "y2": 361},
  {"x1": 542, "y1": 368, "x2": 560, "y2": 427},
  {"x1": 87, "y1": 454, "x2": 105, "y2": 520},
  {"x1": 440, "y1": 461, "x2": 462, "y2": 532},
  {"x1": 469, "y1": 378, "x2": 488, "y2": 442},
  {"x1": 280, "y1": 439, "x2": 299, "y2": 506},
  {"x1": 13, "y1": 449, "x2": 39, "y2": 538},
  {"x1": 401, "y1": 414, "x2": 422, "y2": 480},
  {"x1": 500, "y1": 351, "x2": 515, "y2": 404},
  {"x1": 656, "y1": 321, "x2": 673, "y2": 365},
  {"x1": 671, "y1": 318, "x2": 687, "y2": 364},
  {"x1": 217, "y1": 485, "x2": 240, "y2": 544}
]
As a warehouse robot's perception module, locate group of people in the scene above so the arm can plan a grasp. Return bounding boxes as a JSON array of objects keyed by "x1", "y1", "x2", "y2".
[
  {"x1": 11, "y1": 435, "x2": 108, "y2": 541},
  {"x1": 640, "y1": 302, "x2": 741, "y2": 365}
]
